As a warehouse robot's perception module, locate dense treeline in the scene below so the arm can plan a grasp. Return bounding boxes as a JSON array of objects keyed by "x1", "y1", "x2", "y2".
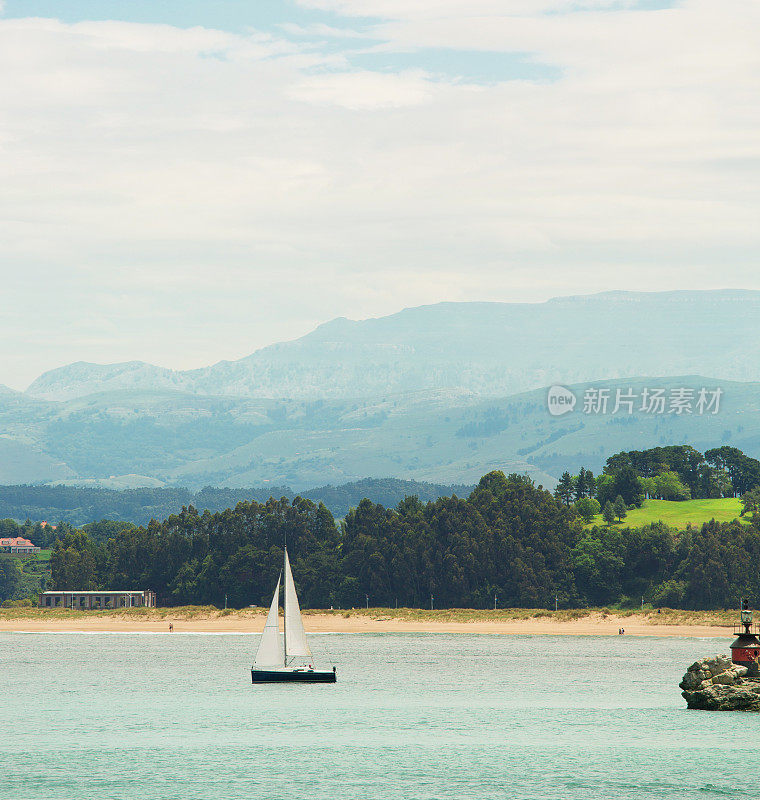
[
  {"x1": 555, "y1": 445, "x2": 760, "y2": 518},
  {"x1": 40, "y1": 471, "x2": 760, "y2": 611},
  {"x1": 49, "y1": 497, "x2": 341, "y2": 608},
  {"x1": 0, "y1": 479, "x2": 473, "y2": 526}
]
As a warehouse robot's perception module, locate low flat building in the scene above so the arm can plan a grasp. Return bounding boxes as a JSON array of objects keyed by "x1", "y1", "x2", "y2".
[
  {"x1": 0, "y1": 536, "x2": 41, "y2": 555},
  {"x1": 39, "y1": 590, "x2": 157, "y2": 610}
]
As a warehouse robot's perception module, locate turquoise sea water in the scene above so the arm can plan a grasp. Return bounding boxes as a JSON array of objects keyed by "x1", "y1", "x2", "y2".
[{"x1": 1, "y1": 632, "x2": 756, "y2": 799}]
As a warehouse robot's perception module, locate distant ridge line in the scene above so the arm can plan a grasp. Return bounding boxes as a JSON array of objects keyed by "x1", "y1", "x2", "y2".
[
  {"x1": 0, "y1": 478, "x2": 476, "y2": 527},
  {"x1": 22, "y1": 289, "x2": 760, "y2": 402}
]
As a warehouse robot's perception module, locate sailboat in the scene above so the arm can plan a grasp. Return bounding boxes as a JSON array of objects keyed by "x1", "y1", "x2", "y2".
[{"x1": 251, "y1": 547, "x2": 337, "y2": 683}]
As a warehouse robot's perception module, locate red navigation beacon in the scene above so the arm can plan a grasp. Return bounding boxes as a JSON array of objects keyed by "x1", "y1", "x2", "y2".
[{"x1": 730, "y1": 598, "x2": 760, "y2": 668}]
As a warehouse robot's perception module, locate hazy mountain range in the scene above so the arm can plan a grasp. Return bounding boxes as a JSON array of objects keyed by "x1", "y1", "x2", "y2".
[
  {"x1": 4, "y1": 290, "x2": 760, "y2": 491},
  {"x1": 26, "y1": 290, "x2": 760, "y2": 402}
]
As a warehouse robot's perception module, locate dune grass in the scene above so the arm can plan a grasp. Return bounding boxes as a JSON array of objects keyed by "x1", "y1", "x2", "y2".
[
  {"x1": 0, "y1": 605, "x2": 738, "y2": 627},
  {"x1": 588, "y1": 497, "x2": 745, "y2": 529},
  {"x1": 309, "y1": 606, "x2": 737, "y2": 627},
  {"x1": 0, "y1": 604, "x2": 240, "y2": 621}
]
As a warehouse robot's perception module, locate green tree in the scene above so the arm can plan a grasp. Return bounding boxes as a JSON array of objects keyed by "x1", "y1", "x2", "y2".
[
  {"x1": 170, "y1": 560, "x2": 200, "y2": 604},
  {"x1": 705, "y1": 468, "x2": 733, "y2": 499},
  {"x1": 0, "y1": 557, "x2": 23, "y2": 601},
  {"x1": 574, "y1": 497, "x2": 600, "y2": 524},
  {"x1": 650, "y1": 579, "x2": 687, "y2": 608},
  {"x1": 705, "y1": 447, "x2": 760, "y2": 497},
  {"x1": 554, "y1": 472, "x2": 574, "y2": 506},
  {"x1": 602, "y1": 501, "x2": 616, "y2": 526},
  {"x1": 49, "y1": 531, "x2": 102, "y2": 590},
  {"x1": 603, "y1": 466, "x2": 644, "y2": 507},
  {"x1": 571, "y1": 529, "x2": 625, "y2": 604},
  {"x1": 584, "y1": 469, "x2": 595, "y2": 498},
  {"x1": 575, "y1": 468, "x2": 588, "y2": 501},
  {"x1": 81, "y1": 519, "x2": 136, "y2": 544},
  {"x1": 0, "y1": 519, "x2": 20, "y2": 537},
  {"x1": 639, "y1": 476, "x2": 656, "y2": 500},
  {"x1": 603, "y1": 446, "x2": 718, "y2": 499},
  {"x1": 618, "y1": 467, "x2": 644, "y2": 507},
  {"x1": 654, "y1": 471, "x2": 691, "y2": 501},
  {"x1": 613, "y1": 495, "x2": 627, "y2": 522},
  {"x1": 595, "y1": 473, "x2": 614, "y2": 504},
  {"x1": 741, "y1": 488, "x2": 760, "y2": 518}
]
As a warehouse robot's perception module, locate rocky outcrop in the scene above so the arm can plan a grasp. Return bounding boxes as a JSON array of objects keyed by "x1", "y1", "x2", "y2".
[{"x1": 680, "y1": 655, "x2": 760, "y2": 711}]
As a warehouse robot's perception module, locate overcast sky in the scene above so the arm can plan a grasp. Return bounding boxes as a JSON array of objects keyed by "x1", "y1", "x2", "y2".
[{"x1": 1, "y1": 0, "x2": 759, "y2": 389}]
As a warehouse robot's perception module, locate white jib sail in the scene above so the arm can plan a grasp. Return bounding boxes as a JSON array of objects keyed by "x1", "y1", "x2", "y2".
[
  {"x1": 254, "y1": 574, "x2": 284, "y2": 668},
  {"x1": 284, "y1": 548, "x2": 312, "y2": 665}
]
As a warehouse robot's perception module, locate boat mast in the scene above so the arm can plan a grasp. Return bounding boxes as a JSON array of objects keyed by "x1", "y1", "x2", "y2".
[{"x1": 282, "y1": 545, "x2": 287, "y2": 667}]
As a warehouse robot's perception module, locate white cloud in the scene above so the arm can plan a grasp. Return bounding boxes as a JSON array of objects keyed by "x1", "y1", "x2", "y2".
[
  {"x1": 290, "y1": 69, "x2": 439, "y2": 108},
  {"x1": 278, "y1": 22, "x2": 375, "y2": 39},
  {"x1": 296, "y1": 0, "x2": 643, "y2": 19},
  {"x1": 1, "y1": 3, "x2": 760, "y2": 388}
]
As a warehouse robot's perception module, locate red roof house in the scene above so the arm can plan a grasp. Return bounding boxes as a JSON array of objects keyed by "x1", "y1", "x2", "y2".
[{"x1": 0, "y1": 537, "x2": 41, "y2": 554}]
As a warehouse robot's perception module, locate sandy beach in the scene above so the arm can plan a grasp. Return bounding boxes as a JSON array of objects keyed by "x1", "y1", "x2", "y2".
[{"x1": 0, "y1": 608, "x2": 735, "y2": 637}]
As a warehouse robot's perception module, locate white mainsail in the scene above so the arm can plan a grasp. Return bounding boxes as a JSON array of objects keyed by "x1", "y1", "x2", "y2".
[
  {"x1": 253, "y1": 574, "x2": 284, "y2": 668},
  {"x1": 284, "y1": 548, "x2": 312, "y2": 665}
]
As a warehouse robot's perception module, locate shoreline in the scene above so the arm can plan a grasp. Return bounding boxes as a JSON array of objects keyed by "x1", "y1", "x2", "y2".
[{"x1": 0, "y1": 608, "x2": 736, "y2": 637}]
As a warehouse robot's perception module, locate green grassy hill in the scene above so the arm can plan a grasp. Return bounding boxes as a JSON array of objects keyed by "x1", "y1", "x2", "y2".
[{"x1": 590, "y1": 498, "x2": 746, "y2": 529}]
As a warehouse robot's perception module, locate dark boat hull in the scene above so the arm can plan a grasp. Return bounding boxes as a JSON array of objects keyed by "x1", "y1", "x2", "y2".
[{"x1": 251, "y1": 669, "x2": 336, "y2": 683}]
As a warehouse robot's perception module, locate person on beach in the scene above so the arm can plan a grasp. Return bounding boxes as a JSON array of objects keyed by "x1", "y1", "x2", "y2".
[{"x1": 169, "y1": 623, "x2": 173, "y2": 632}]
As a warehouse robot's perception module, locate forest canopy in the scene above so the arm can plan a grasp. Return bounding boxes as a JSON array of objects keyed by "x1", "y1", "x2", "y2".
[
  {"x1": 30, "y1": 470, "x2": 760, "y2": 611},
  {"x1": 554, "y1": 445, "x2": 760, "y2": 509}
]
